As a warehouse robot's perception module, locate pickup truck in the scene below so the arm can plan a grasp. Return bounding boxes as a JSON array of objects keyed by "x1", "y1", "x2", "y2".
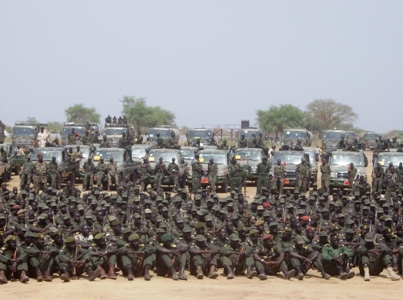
[
  {"x1": 272, "y1": 151, "x2": 309, "y2": 191},
  {"x1": 234, "y1": 148, "x2": 266, "y2": 184}
]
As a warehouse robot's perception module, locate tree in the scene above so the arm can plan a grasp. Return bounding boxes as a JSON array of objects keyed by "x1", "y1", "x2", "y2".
[
  {"x1": 47, "y1": 121, "x2": 63, "y2": 133},
  {"x1": 306, "y1": 99, "x2": 358, "y2": 134},
  {"x1": 64, "y1": 104, "x2": 100, "y2": 124},
  {"x1": 120, "y1": 96, "x2": 176, "y2": 134},
  {"x1": 27, "y1": 116, "x2": 38, "y2": 123},
  {"x1": 256, "y1": 104, "x2": 306, "y2": 141}
]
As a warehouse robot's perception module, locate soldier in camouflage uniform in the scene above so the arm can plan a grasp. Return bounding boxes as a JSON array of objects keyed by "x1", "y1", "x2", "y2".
[
  {"x1": 167, "y1": 158, "x2": 180, "y2": 191},
  {"x1": 20, "y1": 156, "x2": 34, "y2": 190},
  {"x1": 295, "y1": 158, "x2": 308, "y2": 194},
  {"x1": 139, "y1": 158, "x2": 152, "y2": 192},
  {"x1": 191, "y1": 154, "x2": 203, "y2": 192},
  {"x1": 229, "y1": 157, "x2": 243, "y2": 192},
  {"x1": 48, "y1": 156, "x2": 59, "y2": 189},
  {"x1": 33, "y1": 154, "x2": 49, "y2": 194},
  {"x1": 207, "y1": 158, "x2": 218, "y2": 194},
  {"x1": 273, "y1": 159, "x2": 285, "y2": 195},
  {"x1": 256, "y1": 157, "x2": 271, "y2": 195},
  {"x1": 320, "y1": 158, "x2": 331, "y2": 194},
  {"x1": 106, "y1": 157, "x2": 118, "y2": 191}
]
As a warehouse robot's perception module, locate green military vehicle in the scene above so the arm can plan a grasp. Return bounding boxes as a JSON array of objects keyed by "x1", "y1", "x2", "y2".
[
  {"x1": 180, "y1": 146, "x2": 199, "y2": 165},
  {"x1": 12, "y1": 121, "x2": 48, "y2": 152},
  {"x1": 328, "y1": 150, "x2": 368, "y2": 192},
  {"x1": 31, "y1": 147, "x2": 79, "y2": 189},
  {"x1": 93, "y1": 148, "x2": 141, "y2": 188},
  {"x1": 187, "y1": 149, "x2": 230, "y2": 192},
  {"x1": 234, "y1": 148, "x2": 266, "y2": 184},
  {"x1": 238, "y1": 127, "x2": 261, "y2": 140},
  {"x1": 1, "y1": 142, "x2": 25, "y2": 175},
  {"x1": 361, "y1": 131, "x2": 381, "y2": 151},
  {"x1": 61, "y1": 122, "x2": 99, "y2": 145},
  {"x1": 271, "y1": 151, "x2": 309, "y2": 191},
  {"x1": 148, "y1": 126, "x2": 180, "y2": 145},
  {"x1": 186, "y1": 128, "x2": 213, "y2": 145},
  {"x1": 372, "y1": 151, "x2": 403, "y2": 190},
  {"x1": 283, "y1": 128, "x2": 313, "y2": 147},
  {"x1": 322, "y1": 130, "x2": 346, "y2": 152},
  {"x1": 103, "y1": 124, "x2": 135, "y2": 147},
  {"x1": 147, "y1": 148, "x2": 188, "y2": 189},
  {"x1": 131, "y1": 144, "x2": 152, "y2": 163},
  {"x1": 0, "y1": 144, "x2": 11, "y2": 184}
]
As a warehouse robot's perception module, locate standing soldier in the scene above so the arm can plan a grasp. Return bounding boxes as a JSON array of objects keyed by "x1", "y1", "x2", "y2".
[
  {"x1": 33, "y1": 153, "x2": 49, "y2": 194},
  {"x1": 96, "y1": 158, "x2": 108, "y2": 189},
  {"x1": 167, "y1": 158, "x2": 180, "y2": 192},
  {"x1": 320, "y1": 158, "x2": 331, "y2": 194},
  {"x1": 119, "y1": 132, "x2": 133, "y2": 162},
  {"x1": 155, "y1": 157, "x2": 167, "y2": 195},
  {"x1": 372, "y1": 162, "x2": 384, "y2": 193},
  {"x1": 20, "y1": 155, "x2": 34, "y2": 189},
  {"x1": 156, "y1": 133, "x2": 164, "y2": 148},
  {"x1": 295, "y1": 158, "x2": 308, "y2": 194},
  {"x1": 100, "y1": 136, "x2": 110, "y2": 148},
  {"x1": 68, "y1": 128, "x2": 78, "y2": 145},
  {"x1": 384, "y1": 166, "x2": 397, "y2": 201},
  {"x1": 273, "y1": 159, "x2": 285, "y2": 195},
  {"x1": 192, "y1": 154, "x2": 203, "y2": 192},
  {"x1": 83, "y1": 158, "x2": 95, "y2": 191},
  {"x1": 256, "y1": 157, "x2": 271, "y2": 195},
  {"x1": 207, "y1": 158, "x2": 218, "y2": 194},
  {"x1": 348, "y1": 163, "x2": 358, "y2": 194},
  {"x1": 48, "y1": 156, "x2": 59, "y2": 189},
  {"x1": 37, "y1": 127, "x2": 50, "y2": 148},
  {"x1": 229, "y1": 157, "x2": 243, "y2": 192},
  {"x1": 107, "y1": 157, "x2": 118, "y2": 191},
  {"x1": 139, "y1": 158, "x2": 152, "y2": 192}
]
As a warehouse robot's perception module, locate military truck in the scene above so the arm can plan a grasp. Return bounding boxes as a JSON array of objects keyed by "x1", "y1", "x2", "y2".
[
  {"x1": 0, "y1": 142, "x2": 11, "y2": 184},
  {"x1": 234, "y1": 148, "x2": 266, "y2": 184},
  {"x1": 31, "y1": 147, "x2": 78, "y2": 189},
  {"x1": 1, "y1": 142, "x2": 26, "y2": 175},
  {"x1": 93, "y1": 148, "x2": 141, "y2": 188},
  {"x1": 61, "y1": 122, "x2": 99, "y2": 145},
  {"x1": 0, "y1": 120, "x2": 5, "y2": 144},
  {"x1": 180, "y1": 146, "x2": 199, "y2": 165},
  {"x1": 187, "y1": 149, "x2": 230, "y2": 192},
  {"x1": 186, "y1": 128, "x2": 213, "y2": 145},
  {"x1": 148, "y1": 126, "x2": 180, "y2": 144},
  {"x1": 283, "y1": 128, "x2": 313, "y2": 147},
  {"x1": 322, "y1": 130, "x2": 346, "y2": 152},
  {"x1": 147, "y1": 148, "x2": 187, "y2": 189},
  {"x1": 238, "y1": 127, "x2": 261, "y2": 139},
  {"x1": 103, "y1": 124, "x2": 135, "y2": 147},
  {"x1": 328, "y1": 150, "x2": 368, "y2": 192},
  {"x1": 131, "y1": 144, "x2": 152, "y2": 163},
  {"x1": 361, "y1": 131, "x2": 381, "y2": 150},
  {"x1": 372, "y1": 151, "x2": 403, "y2": 190},
  {"x1": 272, "y1": 151, "x2": 309, "y2": 190},
  {"x1": 12, "y1": 121, "x2": 48, "y2": 152}
]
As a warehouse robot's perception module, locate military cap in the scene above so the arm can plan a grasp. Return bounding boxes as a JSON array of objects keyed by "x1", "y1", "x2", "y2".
[
  {"x1": 323, "y1": 192, "x2": 329, "y2": 197},
  {"x1": 144, "y1": 208, "x2": 152, "y2": 214},
  {"x1": 62, "y1": 214, "x2": 70, "y2": 220},
  {"x1": 285, "y1": 203, "x2": 294, "y2": 209},
  {"x1": 295, "y1": 236, "x2": 305, "y2": 244},
  {"x1": 346, "y1": 219, "x2": 355, "y2": 225},
  {"x1": 255, "y1": 219, "x2": 264, "y2": 226},
  {"x1": 85, "y1": 213, "x2": 94, "y2": 219},
  {"x1": 257, "y1": 205, "x2": 264, "y2": 211},
  {"x1": 34, "y1": 233, "x2": 44, "y2": 239},
  {"x1": 294, "y1": 190, "x2": 300, "y2": 194},
  {"x1": 321, "y1": 208, "x2": 330, "y2": 213},
  {"x1": 183, "y1": 226, "x2": 193, "y2": 233},
  {"x1": 94, "y1": 233, "x2": 106, "y2": 240},
  {"x1": 319, "y1": 231, "x2": 328, "y2": 237},
  {"x1": 353, "y1": 191, "x2": 360, "y2": 196},
  {"x1": 364, "y1": 233, "x2": 375, "y2": 243},
  {"x1": 249, "y1": 229, "x2": 259, "y2": 236},
  {"x1": 283, "y1": 227, "x2": 292, "y2": 234},
  {"x1": 262, "y1": 234, "x2": 273, "y2": 241},
  {"x1": 337, "y1": 213, "x2": 345, "y2": 218},
  {"x1": 195, "y1": 235, "x2": 206, "y2": 242},
  {"x1": 312, "y1": 191, "x2": 318, "y2": 196},
  {"x1": 117, "y1": 186, "x2": 124, "y2": 190},
  {"x1": 122, "y1": 228, "x2": 132, "y2": 235},
  {"x1": 111, "y1": 220, "x2": 121, "y2": 226},
  {"x1": 128, "y1": 234, "x2": 139, "y2": 241},
  {"x1": 133, "y1": 213, "x2": 141, "y2": 219},
  {"x1": 38, "y1": 213, "x2": 48, "y2": 220},
  {"x1": 48, "y1": 227, "x2": 59, "y2": 233},
  {"x1": 156, "y1": 228, "x2": 166, "y2": 234},
  {"x1": 381, "y1": 226, "x2": 392, "y2": 233},
  {"x1": 268, "y1": 222, "x2": 278, "y2": 228},
  {"x1": 195, "y1": 222, "x2": 205, "y2": 229},
  {"x1": 161, "y1": 233, "x2": 172, "y2": 242},
  {"x1": 65, "y1": 236, "x2": 76, "y2": 244},
  {"x1": 0, "y1": 214, "x2": 5, "y2": 220},
  {"x1": 229, "y1": 234, "x2": 240, "y2": 242},
  {"x1": 237, "y1": 225, "x2": 246, "y2": 232},
  {"x1": 24, "y1": 231, "x2": 35, "y2": 238},
  {"x1": 319, "y1": 196, "x2": 325, "y2": 201},
  {"x1": 345, "y1": 228, "x2": 355, "y2": 234}
]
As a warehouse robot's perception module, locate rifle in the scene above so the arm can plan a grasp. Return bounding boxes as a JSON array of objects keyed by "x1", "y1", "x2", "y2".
[
  {"x1": 10, "y1": 249, "x2": 17, "y2": 278},
  {"x1": 233, "y1": 244, "x2": 245, "y2": 273}
]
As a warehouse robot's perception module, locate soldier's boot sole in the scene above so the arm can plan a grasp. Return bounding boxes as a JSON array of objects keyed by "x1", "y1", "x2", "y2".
[
  {"x1": 208, "y1": 266, "x2": 218, "y2": 279},
  {"x1": 108, "y1": 265, "x2": 117, "y2": 279},
  {"x1": 196, "y1": 265, "x2": 204, "y2": 279},
  {"x1": 60, "y1": 273, "x2": 70, "y2": 282},
  {"x1": 0, "y1": 271, "x2": 8, "y2": 284},
  {"x1": 43, "y1": 274, "x2": 53, "y2": 282},
  {"x1": 259, "y1": 274, "x2": 268, "y2": 280},
  {"x1": 364, "y1": 268, "x2": 370, "y2": 281},
  {"x1": 20, "y1": 271, "x2": 29, "y2": 283},
  {"x1": 246, "y1": 268, "x2": 257, "y2": 279},
  {"x1": 88, "y1": 268, "x2": 101, "y2": 281},
  {"x1": 340, "y1": 272, "x2": 348, "y2": 280},
  {"x1": 346, "y1": 271, "x2": 355, "y2": 279},
  {"x1": 98, "y1": 266, "x2": 107, "y2": 279},
  {"x1": 37, "y1": 272, "x2": 43, "y2": 282},
  {"x1": 297, "y1": 273, "x2": 304, "y2": 280},
  {"x1": 285, "y1": 269, "x2": 296, "y2": 280}
]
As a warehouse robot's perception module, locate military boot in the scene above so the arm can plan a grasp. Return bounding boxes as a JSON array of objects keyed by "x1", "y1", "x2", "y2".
[
  {"x1": 144, "y1": 267, "x2": 150, "y2": 281},
  {"x1": 43, "y1": 267, "x2": 53, "y2": 282},
  {"x1": 127, "y1": 268, "x2": 134, "y2": 281},
  {"x1": 386, "y1": 266, "x2": 401, "y2": 281},
  {"x1": 226, "y1": 266, "x2": 234, "y2": 279},
  {"x1": 282, "y1": 268, "x2": 296, "y2": 280},
  {"x1": 97, "y1": 265, "x2": 107, "y2": 279},
  {"x1": 178, "y1": 264, "x2": 187, "y2": 280},
  {"x1": 246, "y1": 266, "x2": 257, "y2": 279},
  {"x1": 196, "y1": 265, "x2": 204, "y2": 279},
  {"x1": 318, "y1": 267, "x2": 331, "y2": 279},
  {"x1": 87, "y1": 266, "x2": 101, "y2": 281},
  {"x1": 36, "y1": 267, "x2": 43, "y2": 282},
  {"x1": 107, "y1": 264, "x2": 117, "y2": 279},
  {"x1": 295, "y1": 266, "x2": 304, "y2": 280},
  {"x1": 0, "y1": 270, "x2": 8, "y2": 284},
  {"x1": 169, "y1": 266, "x2": 179, "y2": 280},
  {"x1": 208, "y1": 265, "x2": 218, "y2": 279},
  {"x1": 60, "y1": 268, "x2": 70, "y2": 282},
  {"x1": 20, "y1": 270, "x2": 29, "y2": 283},
  {"x1": 346, "y1": 270, "x2": 355, "y2": 279},
  {"x1": 258, "y1": 267, "x2": 267, "y2": 281},
  {"x1": 363, "y1": 266, "x2": 370, "y2": 281}
]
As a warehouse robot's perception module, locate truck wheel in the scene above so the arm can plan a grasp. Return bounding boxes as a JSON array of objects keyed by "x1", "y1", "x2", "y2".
[{"x1": 14, "y1": 166, "x2": 20, "y2": 175}]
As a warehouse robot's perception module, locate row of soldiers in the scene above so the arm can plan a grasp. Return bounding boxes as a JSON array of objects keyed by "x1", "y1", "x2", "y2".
[{"x1": 0, "y1": 177, "x2": 402, "y2": 284}]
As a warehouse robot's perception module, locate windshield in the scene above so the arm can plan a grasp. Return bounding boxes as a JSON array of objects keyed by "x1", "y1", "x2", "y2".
[
  {"x1": 284, "y1": 130, "x2": 307, "y2": 140},
  {"x1": 94, "y1": 150, "x2": 123, "y2": 162},
  {"x1": 31, "y1": 150, "x2": 62, "y2": 163},
  {"x1": 330, "y1": 154, "x2": 364, "y2": 166},
  {"x1": 149, "y1": 151, "x2": 179, "y2": 163},
  {"x1": 131, "y1": 147, "x2": 147, "y2": 159},
  {"x1": 104, "y1": 128, "x2": 126, "y2": 136},
  {"x1": 239, "y1": 129, "x2": 260, "y2": 138},
  {"x1": 80, "y1": 148, "x2": 91, "y2": 160},
  {"x1": 188, "y1": 130, "x2": 211, "y2": 140},
  {"x1": 13, "y1": 127, "x2": 36, "y2": 136},
  {"x1": 199, "y1": 152, "x2": 227, "y2": 164},
  {"x1": 274, "y1": 153, "x2": 304, "y2": 165},
  {"x1": 234, "y1": 149, "x2": 262, "y2": 161},
  {"x1": 364, "y1": 134, "x2": 379, "y2": 140},
  {"x1": 323, "y1": 131, "x2": 344, "y2": 140},
  {"x1": 377, "y1": 154, "x2": 403, "y2": 167},
  {"x1": 304, "y1": 151, "x2": 316, "y2": 165},
  {"x1": 180, "y1": 149, "x2": 197, "y2": 159},
  {"x1": 149, "y1": 129, "x2": 172, "y2": 139},
  {"x1": 62, "y1": 127, "x2": 86, "y2": 137},
  {"x1": 346, "y1": 132, "x2": 356, "y2": 139}
]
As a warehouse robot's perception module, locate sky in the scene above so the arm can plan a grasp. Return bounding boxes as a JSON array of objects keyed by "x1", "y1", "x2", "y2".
[{"x1": 1, "y1": 0, "x2": 402, "y2": 133}]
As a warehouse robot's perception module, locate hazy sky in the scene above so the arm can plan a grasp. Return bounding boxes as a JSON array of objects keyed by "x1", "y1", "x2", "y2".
[{"x1": 1, "y1": 1, "x2": 402, "y2": 133}]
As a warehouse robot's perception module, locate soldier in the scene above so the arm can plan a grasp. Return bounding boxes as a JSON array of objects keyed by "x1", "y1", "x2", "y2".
[
  {"x1": 348, "y1": 163, "x2": 358, "y2": 193},
  {"x1": 105, "y1": 115, "x2": 112, "y2": 124},
  {"x1": 37, "y1": 127, "x2": 50, "y2": 148},
  {"x1": 155, "y1": 157, "x2": 167, "y2": 195},
  {"x1": 164, "y1": 131, "x2": 178, "y2": 149},
  {"x1": 156, "y1": 133, "x2": 164, "y2": 148},
  {"x1": 273, "y1": 159, "x2": 285, "y2": 195},
  {"x1": 191, "y1": 154, "x2": 203, "y2": 193},
  {"x1": 207, "y1": 158, "x2": 218, "y2": 194},
  {"x1": 167, "y1": 157, "x2": 180, "y2": 192},
  {"x1": 106, "y1": 157, "x2": 118, "y2": 191},
  {"x1": 295, "y1": 158, "x2": 308, "y2": 194},
  {"x1": 83, "y1": 158, "x2": 95, "y2": 191},
  {"x1": 96, "y1": 158, "x2": 108, "y2": 188},
  {"x1": 384, "y1": 166, "x2": 397, "y2": 201},
  {"x1": 372, "y1": 162, "x2": 384, "y2": 193},
  {"x1": 48, "y1": 156, "x2": 58, "y2": 189},
  {"x1": 119, "y1": 132, "x2": 133, "y2": 162},
  {"x1": 0, "y1": 146, "x2": 7, "y2": 163},
  {"x1": 139, "y1": 158, "x2": 152, "y2": 192},
  {"x1": 100, "y1": 136, "x2": 110, "y2": 148},
  {"x1": 238, "y1": 134, "x2": 247, "y2": 148},
  {"x1": 68, "y1": 128, "x2": 78, "y2": 144},
  {"x1": 89, "y1": 233, "x2": 118, "y2": 280},
  {"x1": 135, "y1": 131, "x2": 143, "y2": 144},
  {"x1": 218, "y1": 140, "x2": 229, "y2": 150},
  {"x1": 0, "y1": 235, "x2": 29, "y2": 283},
  {"x1": 247, "y1": 134, "x2": 257, "y2": 148},
  {"x1": 33, "y1": 153, "x2": 49, "y2": 194},
  {"x1": 20, "y1": 156, "x2": 34, "y2": 189},
  {"x1": 189, "y1": 234, "x2": 220, "y2": 279},
  {"x1": 256, "y1": 157, "x2": 271, "y2": 195},
  {"x1": 320, "y1": 158, "x2": 331, "y2": 194},
  {"x1": 229, "y1": 157, "x2": 243, "y2": 192}
]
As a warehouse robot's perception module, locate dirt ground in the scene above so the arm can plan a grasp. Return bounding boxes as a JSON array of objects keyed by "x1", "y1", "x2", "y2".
[{"x1": 2, "y1": 150, "x2": 403, "y2": 299}]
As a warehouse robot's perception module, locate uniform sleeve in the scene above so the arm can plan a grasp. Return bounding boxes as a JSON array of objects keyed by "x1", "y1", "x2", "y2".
[
  {"x1": 342, "y1": 246, "x2": 355, "y2": 259},
  {"x1": 321, "y1": 245, "x2": 333, "y2": 262}
]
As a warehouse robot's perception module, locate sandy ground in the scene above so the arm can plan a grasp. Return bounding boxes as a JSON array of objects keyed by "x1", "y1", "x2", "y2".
[{"x1": 2, "y1": 150, "x2": 403, "y2": 299}]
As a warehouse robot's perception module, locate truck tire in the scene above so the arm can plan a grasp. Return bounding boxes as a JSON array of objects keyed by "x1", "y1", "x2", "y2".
[{"x1": 14, "y1": 166, "x2": 21, "y2": 175}]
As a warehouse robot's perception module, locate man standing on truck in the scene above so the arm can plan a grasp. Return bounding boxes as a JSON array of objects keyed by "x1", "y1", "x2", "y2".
[
  {"x1": 37, "y1": 127, "x2": 50, "y2": 148},
  {"x1": 68, "y1": 128, "x2": 78, "y2": 144}
]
